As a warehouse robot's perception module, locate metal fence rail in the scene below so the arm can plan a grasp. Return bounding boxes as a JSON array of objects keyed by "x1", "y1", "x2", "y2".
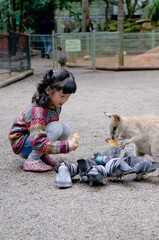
[
  {"x1": 124, "y1": 31, "x2": 159, "y2": 54},
  {"x1": 30, "y1": 31, "x2": 159, "y2": 72},
  {"x1": 0, "y1": 32, "x2": 31, "y2": 75}
]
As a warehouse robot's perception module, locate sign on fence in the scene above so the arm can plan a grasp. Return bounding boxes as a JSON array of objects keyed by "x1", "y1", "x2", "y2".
[{"x1": 65, "y1": 39, "x2": 81, "y2": 52}]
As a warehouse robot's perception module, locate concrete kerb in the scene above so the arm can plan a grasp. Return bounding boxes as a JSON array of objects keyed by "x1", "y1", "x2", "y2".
[
  {"x1": 66, "y1": 63, "x2": 159, "y2": 71},
  {"x1": 0, "y1": 69, "x2": 34, "y2": 88}
]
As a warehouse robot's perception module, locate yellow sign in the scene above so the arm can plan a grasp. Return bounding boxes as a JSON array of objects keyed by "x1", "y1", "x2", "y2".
[{"x1": 65, "y1": 39, "x2": 81, "y2": 52}]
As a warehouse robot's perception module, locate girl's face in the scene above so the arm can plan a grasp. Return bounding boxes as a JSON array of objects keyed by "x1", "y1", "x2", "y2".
[{"x1": 45, "y1": 87, "x2": 71, "y2": 107}]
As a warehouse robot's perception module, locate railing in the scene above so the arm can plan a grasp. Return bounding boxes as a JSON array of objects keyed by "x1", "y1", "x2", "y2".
[
  {"x1": 30, "y1": 31, "x2": 159, "y2": 71},
  {"x1": 0, "y1": 31, "x2": 31, "y2": 75}
]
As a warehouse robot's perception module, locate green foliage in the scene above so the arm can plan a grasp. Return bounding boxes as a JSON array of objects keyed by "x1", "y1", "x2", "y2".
[
  {"x1": 109, "y1": 20, "x2": 117, "y2": 31},
  {"x1": 0, "y1": 0, "x2": 82, "y2": 33},
  {"x1": 124, "y1": 21, "x2": 132, "y2": 28},
  {"x1": 102, "y1": 18, "x2": 141, "y2": 33},
  {"x1": 124, "y1": 19, "x2": 141, "y2": 32},
  {"x1": 0, "y1": 0, "x2": 12, "y2": 30},
  {"x1": 142, "y1": 0, "x2": 159, "y2": 22},
  {"x1": 109, "y1": 25, "x2": 117, "y2": 31},
  {"x1": 124, "y1": 25, "x2": 140, "y2": 32}
]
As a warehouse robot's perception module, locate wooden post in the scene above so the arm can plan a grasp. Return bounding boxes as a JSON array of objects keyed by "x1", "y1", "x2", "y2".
[
  {"x1": 91, "y1": 31, "x2": 96, "y2": 71},
  {"x1": 118, "y1": 31, "x2": 124, "y2": 66},
  {"x1": 52, "y1": 30, "x2": 56, "y2": 68},
  {"x1": 151, "y1": 30, "x2": 155, "y2": 49}
]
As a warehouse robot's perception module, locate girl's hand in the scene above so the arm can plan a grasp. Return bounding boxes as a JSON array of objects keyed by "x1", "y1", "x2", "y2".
[{"x1": 68, "y1": 140, "x2": 78, "y2": 151}]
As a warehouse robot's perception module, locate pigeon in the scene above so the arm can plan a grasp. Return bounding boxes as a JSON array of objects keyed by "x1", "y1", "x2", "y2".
[
  {"x1": 87, "y1": 165, "x2": 107, "y2": 187},
  {"x1": 61, "y1": 159, "x2": 78, "y2": 177},
  {"x1": 57, "y1": 46, "x2": 68, "y2": 68},
  {"x1": 55, "y1": 159, "x2": 78, "y2": 188},
  {"x1": 55, "y1": 163, "x2": 72, "y2": 188},
  {"x1": 105, "y1": 156, "x2": 135, "y2": 181},
  {"x1": 124, "y1": 152, "x2": 159, "y2": 180},
  {"x1": 93, "y1": 145, "x2": 122, "y2": 166},
  {"x1": 102, "y1": 145, "x2": 122, "y2": 159},
  {"x1": 77, "y1": 158, "x2": 97, "y2": 182}
]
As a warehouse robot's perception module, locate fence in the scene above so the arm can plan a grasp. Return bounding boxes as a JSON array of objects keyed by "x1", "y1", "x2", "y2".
[
  {"x1": 0, "y1": 32, "x2": 31, "y2": 75},
  {"x1": 30, "y1": 31, "x2": 159, "y2": 73}
]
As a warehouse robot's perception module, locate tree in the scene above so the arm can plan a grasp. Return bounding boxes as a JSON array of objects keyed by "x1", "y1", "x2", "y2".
[
  {"x1": 0, "y1": 0, "x2": 81, "y2": 33},
  {"x1": 82, "y1": 0, "x2": 89, "y2": 32},
  {"x1": 105, "y1": 0, "x2": 109, "y2": 31},
  {"x1": 118, "y1": 0, "x2": 124, "y2": 31},
  {"x1": 142, "y1": 0, "x2": 159, "y2": 22},
  {"x1": 125, "y1": 0, "x2": 148, "y2": 19},
  {"x1": 118, "y1": 0, "x2": 124, "y2": 66},
  {"x1": 125, "y1": 0, "x2": 138, "y2": 18},
  {"x1": 10, "y1": 0, "x2": 16, "y2": 31}
]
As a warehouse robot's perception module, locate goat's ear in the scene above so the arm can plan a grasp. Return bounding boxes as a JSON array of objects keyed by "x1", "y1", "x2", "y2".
[
  {"x1": 104, "y1": 112, "x2": 112, "y2": 118},
  {"x1": 112, "y1": 114, "x2": 121, "y2": 121}
]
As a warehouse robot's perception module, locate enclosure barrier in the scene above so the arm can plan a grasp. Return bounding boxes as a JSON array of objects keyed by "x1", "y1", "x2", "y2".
[
  {"x1": 30, "y1": 31, "x2": 159, "y2": 72},
  {"x1": 0, "y1": 31, "x2": 31, "y2": 75}
]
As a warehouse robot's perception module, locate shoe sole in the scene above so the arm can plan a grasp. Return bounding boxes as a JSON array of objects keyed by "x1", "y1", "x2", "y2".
[
  {"x1": 23, "y1": 167, "x2": 53, "y2": 172},
  {"x1": 55, "y1": 180, "x2": 72, "y2": 188}
]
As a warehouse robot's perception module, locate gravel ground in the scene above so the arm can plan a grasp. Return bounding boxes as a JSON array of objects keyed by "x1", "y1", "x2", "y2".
[{"x1": 1, "y1": 67, "x2": 159, "y2": 240}]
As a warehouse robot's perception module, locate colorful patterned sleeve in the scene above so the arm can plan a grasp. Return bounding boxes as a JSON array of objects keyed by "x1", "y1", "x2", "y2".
[{"x1": 30, "y1": 105, "x2": 69, "y2": 154}]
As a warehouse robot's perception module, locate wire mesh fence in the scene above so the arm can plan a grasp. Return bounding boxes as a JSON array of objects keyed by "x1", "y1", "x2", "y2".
[
  {"x1": 0, "y1": 32, "x2": 31, "y2": 76},
  {"x1": 30, "y1": 31, "x2": 159, "y2": 73}
]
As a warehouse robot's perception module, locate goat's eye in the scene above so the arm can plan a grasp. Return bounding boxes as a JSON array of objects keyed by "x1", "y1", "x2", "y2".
[{"x1": 113, "y1": 127, "x2": 117, "y2": 131}]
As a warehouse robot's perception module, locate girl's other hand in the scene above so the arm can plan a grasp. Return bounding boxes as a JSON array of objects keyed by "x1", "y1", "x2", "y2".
[{"x1": 68, "y1": 140, "x2": 78, "y2": 151}]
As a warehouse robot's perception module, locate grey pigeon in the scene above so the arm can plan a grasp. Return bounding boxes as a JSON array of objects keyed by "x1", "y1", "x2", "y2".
[
  {"x1": 124, "y1": 152, "x2": 159, "y2": 180},
  {"x1": 105, "y1": 156, "x2": 135, "y2": 181},
  {"x1": 93, "y1": 145, "x2": 122, "y2": 165},
  {"x1": 77, "y1": 158, "x2": 97, "y2": 182},
  {"x1": 55, "y1": 159, "x2": 78, "y2": 188},
  {"x1": 55, "y1": 163, "x2": 72, "y2": 188},
  {"x1": 87, "y1": 165, "x2": 107, "y2": 187},
  {"x1": 57, "y1": 46, "x2": 68, "y2": 68},
  {"x1": 61, "y1": 159, "x2": 78, "y2": 177}
]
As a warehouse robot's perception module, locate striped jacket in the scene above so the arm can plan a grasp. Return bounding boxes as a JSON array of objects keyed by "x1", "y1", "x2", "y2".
[{"x1": 8, "y1": 102, "x2": 69, "y2": 155}]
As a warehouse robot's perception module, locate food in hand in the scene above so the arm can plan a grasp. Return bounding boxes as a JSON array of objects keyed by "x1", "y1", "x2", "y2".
[{"x1": 71, "y1": 132, "x2": 80, "y2": 145}]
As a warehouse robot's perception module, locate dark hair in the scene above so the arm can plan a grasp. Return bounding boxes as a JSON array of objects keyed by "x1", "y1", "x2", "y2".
[{"x1": 32, "y1": 68, "x2": 77, "y2": 108}]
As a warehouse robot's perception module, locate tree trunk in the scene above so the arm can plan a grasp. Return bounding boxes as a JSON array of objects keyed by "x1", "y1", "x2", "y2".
[
  {"x1": 125, "y1": 0, "x2": 138, "y2": 18},
  {"x1": 118, "y1": 0, "x2": 124, "y2": 32},
  {"x1": 105, "y1": 0, "x2": 109, "y2": 31},
  {"x1": 118, "y1": 0, "x2": 124, "y2": 66},
  {"x1": 10, "y1": 0, "x2": 16, "y2": 31},
  {"x1": 82, "y1": 0, "x2": 89, "y2": 32},
  {"x1": 19, "y1": 0, "x2": 24, "y2": 33}
]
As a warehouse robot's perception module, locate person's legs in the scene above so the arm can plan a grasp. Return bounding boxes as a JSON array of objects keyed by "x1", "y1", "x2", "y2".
[
  {"x1": 46, "y1": 121, "x2": 70, "y2": 141},
  {"x1": 18, "y1": 135, "x2": 32, "y2": 159},
  {"x1": 45, "y1": 121, "x2": 63, "y2": 141},
  {"x1": 42, "y1": 36, "x2": 47, "y2": 57},
  {"x1": 20, "y1": 121, "x2": 70, "y2": 160},
  {"x1": 46, "y1": 36, "x2": 52, "y2": 58},
  {"x1": 19, "y1": 136, "x2": 53, "y2": 171},
  {"x1": 40, "y1": 121, "x2": 70, "y2": 166},
  {"x1": 57, "y1": 122, "x2": 71, "y2": 141},
  {"x1": 21, "y1": 122, "x2": 70, "y2": 171}
]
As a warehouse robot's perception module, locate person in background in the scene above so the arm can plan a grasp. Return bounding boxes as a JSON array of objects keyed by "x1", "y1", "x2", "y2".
[
  {"x1": 41, "y1": 14, "x2": 55, "y2": 59},
  {"x1": 87, "y1": 19, "x2": 95, "y2": 32},
  {"x1": 79, "y1": 19, "x2": 95, "y2": 32}
]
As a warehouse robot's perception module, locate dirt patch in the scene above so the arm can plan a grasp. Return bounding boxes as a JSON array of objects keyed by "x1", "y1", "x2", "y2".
[
  {"x1": 68, "y1": 54, "x2": 159, "y2": 68},
  {"x1": 67, "y1": 46, "x2": 159, "y2": 68}
]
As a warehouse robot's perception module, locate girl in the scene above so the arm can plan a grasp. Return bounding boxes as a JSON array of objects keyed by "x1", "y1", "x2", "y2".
[{"x1": 8, "y1": 68, "x2": 78, "y2": 172}]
